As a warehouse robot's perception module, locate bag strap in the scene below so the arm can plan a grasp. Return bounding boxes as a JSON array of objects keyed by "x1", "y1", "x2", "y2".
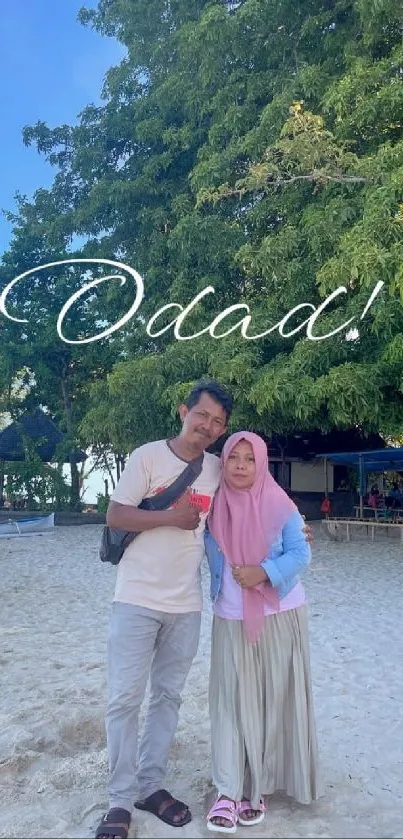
[{"x1": 138, "y1": 452, "x2": 204, "y2": 512}]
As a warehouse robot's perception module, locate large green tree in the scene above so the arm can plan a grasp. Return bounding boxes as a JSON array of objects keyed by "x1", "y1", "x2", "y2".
[{"x1": 1, "y1": 0, "x2": 402, "y2": 476}]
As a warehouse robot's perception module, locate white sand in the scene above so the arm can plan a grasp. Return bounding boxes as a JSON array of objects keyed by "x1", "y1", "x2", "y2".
[{"x1": 1, "y1": 522, "x2": 403, "y2": 839}]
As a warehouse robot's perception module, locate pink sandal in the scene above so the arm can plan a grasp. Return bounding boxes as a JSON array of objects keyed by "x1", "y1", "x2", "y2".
[
  {"x1": 207, "y1": 797, "x2": 238, "y2": 834},
  {"x1": 238, "y1": 797, "x2": 265, "y2": 826}
]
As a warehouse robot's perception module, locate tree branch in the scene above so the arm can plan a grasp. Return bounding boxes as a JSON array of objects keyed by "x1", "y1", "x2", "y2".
[{"x1": 231, "y1": 170, "x2": 367, "y2": 197}]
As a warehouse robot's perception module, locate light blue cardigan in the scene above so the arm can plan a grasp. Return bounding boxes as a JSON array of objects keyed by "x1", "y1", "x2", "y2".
[{"x1": 204, "y1": 509, "x2": 311, "y2": 603}]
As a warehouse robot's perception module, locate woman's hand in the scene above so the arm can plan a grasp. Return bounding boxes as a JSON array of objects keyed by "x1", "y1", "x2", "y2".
[{"x1": 232, "y1": 566, "x2": 268, "y2": 588}]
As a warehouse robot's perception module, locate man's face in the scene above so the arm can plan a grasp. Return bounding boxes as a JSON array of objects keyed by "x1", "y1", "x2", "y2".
[{"x1": 179, "y1": 392, "x2": 228, "y2": 449}]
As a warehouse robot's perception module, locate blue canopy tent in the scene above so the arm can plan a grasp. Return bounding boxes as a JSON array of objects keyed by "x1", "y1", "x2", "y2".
[{"x1": 316, "y1": 448, "x2": 403, "y2": 517}]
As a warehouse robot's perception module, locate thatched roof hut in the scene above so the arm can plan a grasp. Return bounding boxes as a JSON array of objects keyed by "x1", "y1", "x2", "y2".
[{"x1": 0, "y1": 408, "x2": 86, "y2": 463}]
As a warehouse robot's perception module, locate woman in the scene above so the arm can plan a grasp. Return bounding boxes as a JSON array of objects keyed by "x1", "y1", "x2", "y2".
[{"x1": 205, "y1": 432, "x2": 320, "y2": 833}]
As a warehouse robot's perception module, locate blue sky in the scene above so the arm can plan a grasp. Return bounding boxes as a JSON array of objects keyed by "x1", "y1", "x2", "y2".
[
  {"x1": 0, "y1": 0, "x2": 125, "y2": 254},
  {"x1": 0, "y1": 1, "x2": 125, "y2": 501}
]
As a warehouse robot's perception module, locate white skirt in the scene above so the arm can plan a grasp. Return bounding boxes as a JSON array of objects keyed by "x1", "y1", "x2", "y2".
[{"x1": 209, "y1": 606, "x2": 321, "y2": 808}]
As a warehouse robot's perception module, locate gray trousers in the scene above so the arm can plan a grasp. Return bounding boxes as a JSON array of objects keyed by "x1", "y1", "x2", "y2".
[{"x1": 106, "y1": 602, "x2": 201, "y2": 811}]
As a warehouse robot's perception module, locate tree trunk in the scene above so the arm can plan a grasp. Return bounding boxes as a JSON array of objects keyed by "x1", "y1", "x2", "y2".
[
  {"x1": 70, "y1": 462, "x2": 80, "y2": 509},
  {"x1": 277, "y1": 437, "x2": 290, "y2": 489},
  {"x1": 60, "y1": 374, "x2": 80, "y2": 509},
  {"x1": 115, "y1": 453, "x2": 126, "y2": 483}
]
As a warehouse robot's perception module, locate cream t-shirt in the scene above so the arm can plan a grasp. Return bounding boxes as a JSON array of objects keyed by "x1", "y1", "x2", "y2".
[{"x1": 111, "y1": 440, "x2": 221, "y2": 613}]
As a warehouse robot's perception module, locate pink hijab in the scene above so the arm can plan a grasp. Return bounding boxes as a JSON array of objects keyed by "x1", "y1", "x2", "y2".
[{"x1": 208, "y1": 431, "x2": 297, "y2": 643}]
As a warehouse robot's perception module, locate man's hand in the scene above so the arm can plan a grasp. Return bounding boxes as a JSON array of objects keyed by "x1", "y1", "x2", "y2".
[
  {"x1": 169, "y1": 488, "x2": 201, "y2": 531},
  {"x1": 232, "y1": 565, "x2": 268, "y2": 589},
  {"x1": 302, "y1": 516, "x2": 314, "y2": 545}
]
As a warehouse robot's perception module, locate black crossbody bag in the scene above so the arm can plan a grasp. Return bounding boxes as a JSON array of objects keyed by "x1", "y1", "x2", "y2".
[{"x1": 99, "y1": 453, "x2": 204, "y2": 564}]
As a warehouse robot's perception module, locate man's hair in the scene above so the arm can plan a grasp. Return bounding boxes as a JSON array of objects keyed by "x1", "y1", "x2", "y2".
[{"x1": 184, "y1": 379, "x2": 233, "y2": 421}]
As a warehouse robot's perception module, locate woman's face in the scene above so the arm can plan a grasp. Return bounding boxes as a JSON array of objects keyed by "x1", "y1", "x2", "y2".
[{"x1": 224, "y1": 439, "x2": 257, "y2": 490}]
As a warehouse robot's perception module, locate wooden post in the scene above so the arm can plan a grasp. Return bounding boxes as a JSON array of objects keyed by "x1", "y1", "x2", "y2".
[{"x1": 359, "y1": 454, "x2": 364, "y2": 518}]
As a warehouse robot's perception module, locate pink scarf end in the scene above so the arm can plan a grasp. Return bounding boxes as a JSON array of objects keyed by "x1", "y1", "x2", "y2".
[{"x1": 243, "y1": 583, "x2": 279, "y2": 643}]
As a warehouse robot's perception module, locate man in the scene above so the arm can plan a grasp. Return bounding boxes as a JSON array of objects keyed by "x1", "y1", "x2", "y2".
[
  {"x1": 96, "y1": 381, "x2": 312, "y2": 838},
  {"x1": 96, "y1": 381, "x2": 232, "y2": 839}
]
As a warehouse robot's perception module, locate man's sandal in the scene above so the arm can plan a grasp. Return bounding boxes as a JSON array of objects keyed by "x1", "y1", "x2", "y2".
[
  {"x1": 207, "y1": 797, "x2": 238, "y2": 834},
  {"x1": 134, "y1": 788, "x2": 191, "y2": 827},
  {"x1": 95, "y1": 807, "x2": 131, "y2": 838},
  {"x1": 238, "y1": 797, "x2": 265, "y2": 826}
]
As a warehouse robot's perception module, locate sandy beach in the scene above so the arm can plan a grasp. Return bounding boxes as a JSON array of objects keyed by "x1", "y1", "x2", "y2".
[{"x1": 1, "y1": 522, "x2": 402, "y2": 839}]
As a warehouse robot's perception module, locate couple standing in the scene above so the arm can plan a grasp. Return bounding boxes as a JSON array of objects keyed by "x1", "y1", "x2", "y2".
[{"x1": 95, "y1": 381, "x2": 320, "y2": 838}]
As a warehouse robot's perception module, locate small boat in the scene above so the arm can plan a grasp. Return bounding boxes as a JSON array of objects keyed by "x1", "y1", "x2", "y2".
[{"x1": 0, "y1": 513, "x2": 55, "y2": 538}]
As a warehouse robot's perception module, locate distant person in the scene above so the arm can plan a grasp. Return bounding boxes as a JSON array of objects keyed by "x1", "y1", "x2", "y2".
[
  {"x1": 386, "y1": 483, "x2": 403, "y2": 510},
  {"x1": 368, "y1": 485, "x2": 382, "y2": 509}
]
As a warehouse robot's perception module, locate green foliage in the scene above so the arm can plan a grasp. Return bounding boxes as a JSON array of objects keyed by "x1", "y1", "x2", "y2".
[
  {"x1": 96, "y1": 491, "x2": 110, "y2": 513},
  {"x1": 5, "y1": 458, "x2": 70, "y2": 510},
  {"x1": 1, "y1": 0, "x2": 402, "y2": 461}
]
